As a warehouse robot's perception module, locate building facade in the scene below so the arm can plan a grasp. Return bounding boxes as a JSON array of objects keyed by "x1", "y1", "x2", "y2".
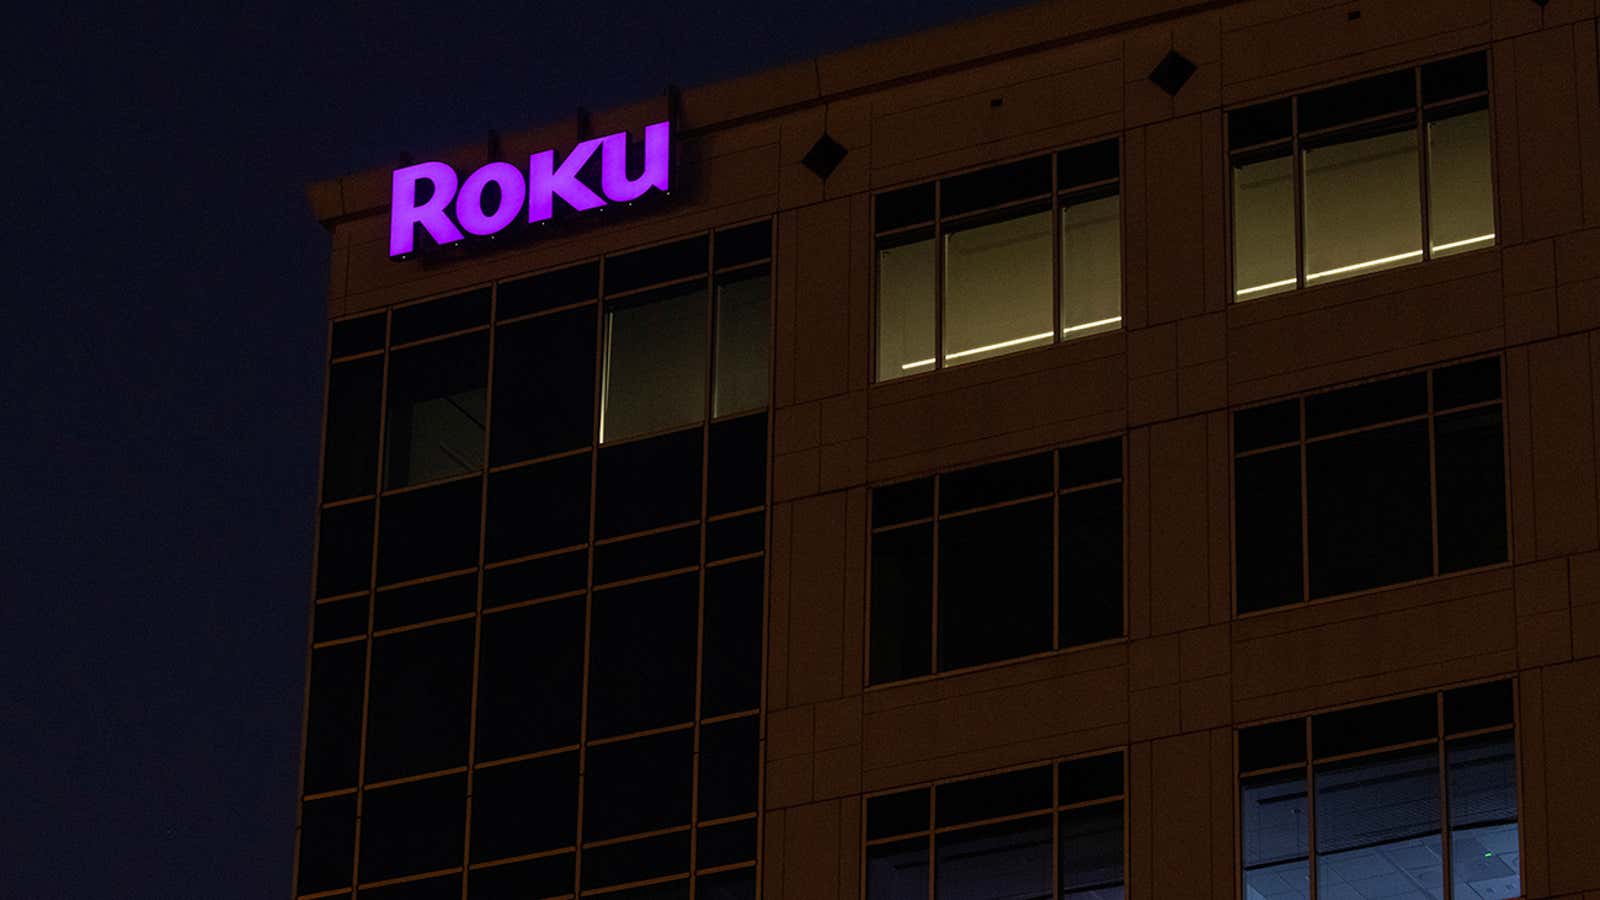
[{"x1": 296, "y1": 1, "x2": 1600, "y2": 898}]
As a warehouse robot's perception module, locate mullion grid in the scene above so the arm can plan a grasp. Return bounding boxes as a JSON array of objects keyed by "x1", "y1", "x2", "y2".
[
  {"x1": 872, "y1": 140, "x2": 1120, "y2": 380},
  {"x1": 1233, "y1": 360, "x2": 1507, "y2": 613},
  {"x1": 303, "y1": 222, "x2": 772, "y2": 898},
  {"x1": 1236, "y1": 684, "x2": 1519, "y2": 900},
  {"x1": 861, "y1": 751, "x2": 1127, "y2": 899},
  {"x1": 867, "y1": 438, "x2": 1125, "y2": 685}
]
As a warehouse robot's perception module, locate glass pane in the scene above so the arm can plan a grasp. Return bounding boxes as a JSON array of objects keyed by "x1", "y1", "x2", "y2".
[
  {"x1": 1060, "y1": 483, "x2": 1122, "y2": 647},
  {"x1": 934, "y1": 815, "x2": 1051, "y2": 900},
  {"x1": 323, "y1": 357, "x2": 383, "y2": 501},
  {"x1": 1434, "y1": 406, "x2": 1507, "y2": 574},
  {"x1": 602, "y1": 285, "x2": 707, "y2": 443},
  {"x1": 866, "y1": 837, "x2": 928, "y2": 900},
  {"x1": 1427, "y1": 107, "x2": 1495, "y2": 257},
  {"x1": 713, "y1": 269, "x2": 769, "y2": 417},
  {"x1": 364, "y1": 620, "x2": 474, "y2": 782},
  {"x1": 384, "y1": 332, "x2": 488, "y2": 488},
  {"x1": 1241, "y1": 771, "x2": 1310, "y2": 900},
  {"x1": 470, "y1": 751, "x2": 578, "y2": 862},
  {"x1": 582, "y1": 729, "x2": 693, "y2": 841},
  {"x1": 1060, "y1": 801, "x2": 1124, "y2": 900},
  {"x1": 358, "y1": 774, "x2": 467, "y2": 883},
  {"x1": 468, "y1": 852, "x2": 574, "y2": 898},
  {"x1": 876, "y1": 231, "x2": 936, "y2": 381},
  {"x1": 1315, "y1": 747, "x2": 1442, "y2": 900},
  {"x1": 936, "y1": 766, "x2": 1051, "y2": 828},
  {"x1": 1448, "y1": 734, "x2": 1520, "y2": 899},
  {"x1": 869, "y1": 524, "x2": 933, "y2": 684},
  {"x1": 1232, "y1": 150, "x2": 1297, "y2": 301},
  {"x1": 489, "y1": 305, "x2": 595, "y2": 466},
  {"x1": 943, "y1": 206, "x2": 1053, "y2": 367},
  {"x1": 1307, "y1": 421, "x2": 1433, "y2": 599},
  {"x1": 298, "y1": 794, "x2": 356, "y2": 894},
  {"x1": 1303, "y1": 127, "x2": 1423, "y2": 285},
  {"x1": 475, "y1": 597, "x2": 584, "y2": 762},
  {"x1": 1235, "y1": 448, "x2": 1304, "y2": 613},
  {"x1": 587, "y1": 572, "x2": 699, "y2": 739},
  {"x1": 938, "y1": 500, "x2": 1052, "y2": 671},
  {"x1": 1061, "y1": 191, "x2": 1122, "y2": 338}
]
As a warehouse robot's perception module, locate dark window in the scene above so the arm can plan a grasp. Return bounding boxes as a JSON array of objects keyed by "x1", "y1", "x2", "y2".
[
  {"x1": 496, "y1": 261, "x2": 598, "y2": 320},
  {"x1": 875, "y1": 139, "x2": 1122, "y2": 382},
  {"x1": 870, "y1": 438, "x2": 1124, "y2": 685},
  {"x1": 467, "y1": 852, "x2": 574, "y2": 900},
  {"x1": 595, "y1": 427, "x2": 703, "y2": 538},
  {"x1": 605, "y1": 235, "x2": 709, "y2": 296},
  {"x1": 316, "y1": 500, "x2": 373, "y2": 598},
  {"x1": 485, "y1": 453, "x2": 590, "y2": 562},
  {"x1": 1238, "y1": 683, "x2": 1520, "y2": 900},
  {"x1": 312, "y1": 593, "x2": 368, "y2": 644},
  {"x1": 707, "y1": 412, "x2": 766, "y2": 515},
  {"x1": 390, "y1": 288, "x2": 490, "y2": 345},
  {"x1": 698, "y1": 867, "x2": 756, "y2": 900},
  {"x1": 707, "y1": 510, "x2": 764, "y2": 562},
  {"x1": 297, "y1": 794, "x2": 356, "y2": 894},
  {"x1": 702, "y1": 557, "x2": 764, "y2": 717},
  {"x1": 1234, "y1": 359, "x2": 1506, "y2": 613},
  {"x1": 582, "y1": 831, "x2": 691, "y2": 891},
  {"x1": 715, "y1": 221, "x2": 772, "y2": 269},
  {"x1": 489, "y1": 306, "x2": 595, "y2": 465},
  {"x1": 330, "y1": 312, "x2": 385, "y2": 358},
  {"x1": 475, "y1": 597, "x2": 584, "y2": 761},
  {"x1": 384, "y1": 331, "x2": 488, "y2": 489},
  {"x1": 470, "y1": 750, "x2": 579, "y2": 862},
  {"x1": 358, "y1": 774, "x2": 467, "y2": 883},
  {"x1": 376, "y1": 477, "x2": 481, "y2": 586},
  {"x1": 357, "y1": 873, "x2": 461, "y2": 899},
  {"x1": 594, "y1": 523, "x2": 700, "y2": 585},
  {"x1": 865, "y1": 752, "x2": 1123, "y2": 900},
  {"x1": 583, "y1": 729, "x2": 694, "y2": 841},
  {"x1": 373, "y1": 572, "x2": 475, "y2": 631},
  {"x1": 302, "y1": 642, "x2": 365, "y2": 794},
  {"x1": 1230, "y1": 54, "x2": 1494, "y2": 302},
  {"x1": 697, "y1": 819, "x2": 758, "y2": 869},
  {"x1": 322, "y1": 357, "x2": 383, "y2": 502},
  {"x1": 364, "y1": 620, "x2": 474, "y2": 782},
  {"x1": 698, "y1": 716, "x2": 760, "y2": 820},
  {"x1": 587, "y1": 573, "x2": 698, "y2": 738},
  {"x1": 481, "y1": 548, "x2": 587, "y2": 609}
]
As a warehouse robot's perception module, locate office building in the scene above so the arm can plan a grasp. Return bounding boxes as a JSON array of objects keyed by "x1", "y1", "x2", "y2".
[{"x1": 296, "y1": 1, "x2": 1600, "y2": 897}]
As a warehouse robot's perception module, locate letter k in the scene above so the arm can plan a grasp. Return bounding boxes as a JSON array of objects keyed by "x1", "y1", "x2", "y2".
[{"x1": 528, "y1": 137, "x2": 606, "y2": 223}]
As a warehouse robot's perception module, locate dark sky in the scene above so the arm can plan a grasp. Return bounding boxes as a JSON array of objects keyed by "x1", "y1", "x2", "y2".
[{"x1": 1, "y1": 2, "x2": 1026, "y2": 897}]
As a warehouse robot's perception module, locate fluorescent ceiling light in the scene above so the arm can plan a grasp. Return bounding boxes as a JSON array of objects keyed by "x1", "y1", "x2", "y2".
[
  {"x1": 1062, "y1": 316, "x2": 1122, "y2": 334},
  {"x1": 1233, "y1": 234, "x2": 1496, "y2": 297}
]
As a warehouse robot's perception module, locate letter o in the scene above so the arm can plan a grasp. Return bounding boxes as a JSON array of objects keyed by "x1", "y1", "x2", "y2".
[{"x1": 456, "y1": 162, "x2": 527, "y2": 237}]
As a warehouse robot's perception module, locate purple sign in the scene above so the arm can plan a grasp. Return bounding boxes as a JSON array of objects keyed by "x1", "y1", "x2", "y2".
[{"x1": 389, "y1": 120, "x2": 672, "y2": 257}]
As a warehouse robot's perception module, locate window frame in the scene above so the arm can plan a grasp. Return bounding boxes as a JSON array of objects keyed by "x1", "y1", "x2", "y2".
[
  {"x1": 871, "y1": 137, "x2": 1124, "y2": 382},
  {"x1": 1225, "y1": 51, "x2": 1497, "y2": 302},
  {"x1": 865, "y1": 436, "x2": 1128, "y2": 688},
  {"x1": 1234, "y1": 680, "x2": 1522, "y2": 900},
  {"x1": 1229, "y1": 356, "x2": 1511, "y2": 617}
]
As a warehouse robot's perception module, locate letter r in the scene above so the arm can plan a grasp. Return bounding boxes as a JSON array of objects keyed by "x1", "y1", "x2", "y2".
[{"x1": 390, "y1": 162, "x2": 464, "y2": 257}]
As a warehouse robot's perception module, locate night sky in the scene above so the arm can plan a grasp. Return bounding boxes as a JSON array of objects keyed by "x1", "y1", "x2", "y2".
[{"x1": 2, "y1": 2, "x2": 1026, "y2": 897}]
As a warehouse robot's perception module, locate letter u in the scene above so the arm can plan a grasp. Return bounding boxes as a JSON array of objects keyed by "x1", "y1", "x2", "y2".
[{"x1": 599, "y1": 121, "x2": 670, "y2": 203}]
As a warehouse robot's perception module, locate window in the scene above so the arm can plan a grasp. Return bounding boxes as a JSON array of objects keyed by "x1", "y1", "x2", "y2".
[
  {"x1": 866, "y1": 751, "x2": 1125, "y2": 900},
  {"x1": 305, "y1": 225, "x2": 771, "y2": 899},
  {"x1": 868, "y1": 437, "x2": 1124, "y2": 685},
  {"x1": 874, "y1": 139, "x2": 1122, "y2": 381},
  {"x1": 1238, "y1": 682, "x2": 1519, "y2": 900},
  {"x1": 1234, "y1": 357, "x2": 1506, "y2": 614},
  {"x1": 1230, "y1": 52, "x2": 1494, "y2": 300},
  {"x1": 601, "y1": 221, "x2": 771, "y2": 443}
]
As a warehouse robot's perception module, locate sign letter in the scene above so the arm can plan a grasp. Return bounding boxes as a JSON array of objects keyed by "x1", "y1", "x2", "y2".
[{"x1": 390, "y1": 162, "x2": 463, "y2": 257}]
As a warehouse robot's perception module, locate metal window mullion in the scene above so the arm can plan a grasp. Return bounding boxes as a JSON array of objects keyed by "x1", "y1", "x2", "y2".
[
  {"x1": 1305, "y1": 719, "x2": 1318, "y2": 900},
  {"x1": 934, "y1": 182, "x2": 945, "y2": 372},
  {"x1": 1052, "y1": 451, "x2": 1061, "y2": 652},
  {"x1": 1417, "y1": 70, "x2": 1433, "y2": 261},
  {"x1": 1292, "y1": 95, "x2": 1307, "y2": 290},
  {"x1": 1427, "y1": 373, "x2": 1442, "y2": 578},
  {"x1": 1437, "y1": 693, "x2": 1453, "y2": 900},
  {"x1": 1051, "y1": 761, "x2": 1061, "y2": 898},
  {"x1": 930, "y1": 477, "x2": 941, "y2": 676},
  {"x1": 1052, "y1": 154, "x2": 1063, "y2": 346},
  {"x1": 691, "y1": 236, "x2": 715, "y2": 899},
  {"x1": 927, "y1": 789, "x2": 937, "y2": 900},
  {"x1": 574, "y1": 256, "x2": 608, "y2": 896},
  {"x1": 1299, "y1": 398, "x2": 1311, "y2": 604}
]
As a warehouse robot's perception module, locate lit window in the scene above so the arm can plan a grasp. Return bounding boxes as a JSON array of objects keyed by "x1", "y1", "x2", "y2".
[
  {"x1": 1234, "y1": 357, "x2": 1506, "y2": 614},
  {"x1": 1238, "y1": 683, "x2": 1519, "y2": 900},
  {"x1": 866, "y1": 752, "x2": 1125, "y2": 900},
  {"x1": 868, "y1": 437, "x2": 1123, "y2": 685},
  {"x1": 874, "y1": 139, "x2": 1122, "y2": 381},
  {"x1": 1229, "y1": 52, "x2": 1494, "y2": 301}
]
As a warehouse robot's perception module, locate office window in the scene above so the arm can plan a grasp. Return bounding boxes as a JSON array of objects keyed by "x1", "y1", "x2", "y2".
[
  {"x1": 866, "y1": 751, "x2": 1125, "y2": 900},
  {"x1": 1234, "y1": 357, "x2": 1506, "y2": 614},
  {"x1": 869, "y1": 437, "x2": 1124, "y2": 685},
  {"x1": 874, "y1": 139, "x2": 1121, "y2": 381},
  {"x1": 1230, "y1": 52, "x2": 1494, "y2": 300},
  {"x1": 305, "y1": 225, "x2": 770, "y2": 900},
  {"x1": 601, "y1": 222, "x2": 771, "y2": 443},
  {"x1": 1238, "y1": 682, "x2": 1519, "y2": 900}
]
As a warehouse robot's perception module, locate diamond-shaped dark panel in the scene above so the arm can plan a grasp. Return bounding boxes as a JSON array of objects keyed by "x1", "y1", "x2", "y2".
[
  {"x1": 801, "y1": 133, "x2": 848, "y2": 180},
  {"x1": 1148, "y1": 50, "x2": 1198, "y2": 97}
]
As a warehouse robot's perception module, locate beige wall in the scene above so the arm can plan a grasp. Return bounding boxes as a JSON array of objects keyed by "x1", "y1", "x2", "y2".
[{"x1": 312, "y1": 1, "x2": 1600, "y2": 896}]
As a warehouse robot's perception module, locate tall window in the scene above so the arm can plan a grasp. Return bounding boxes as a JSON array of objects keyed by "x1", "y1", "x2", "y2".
[
  {"x1": 867, "y1": 751, "x2": 1125, "y2": 900},
  {"x1": 600, "y1": 222, "x2": 772, "y2": 443},
  {"x1": 1230, "y1": 52, "x2": 1494, "y2": 301},
  {"x1": 1239, "y1": 682, "x2": 1519, "y2": 900},
  {"x1": 874, "y1": 139, "x2": 1122, "y2": 381},
  {"x1": 1233, "y1": 357, "x2": 1506, "y2": 614},
  {"x1": 869, "y1": 437, "x2": 1124, "y2": 685}
]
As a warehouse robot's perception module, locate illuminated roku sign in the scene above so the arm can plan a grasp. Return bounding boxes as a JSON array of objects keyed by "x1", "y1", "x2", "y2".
[{"x1": 389, "y1": 120, "x2": 672, "y2": 258}]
